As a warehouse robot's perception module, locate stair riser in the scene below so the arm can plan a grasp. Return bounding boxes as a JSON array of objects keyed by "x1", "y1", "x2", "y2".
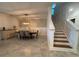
[
  {"x1": 54, "y1": 40, "x2": 68, "y2": 42},
  {"x1": 55, "y1": 31, "x2": 64, "y2": 32},
  {"x1": 54, "y1": 44, "x2": 71, "y2": 48},
  {"x1": 54, "y1": 38, "x2": 67, "y2": 40},
  {"x1": 54, "y1": 36, "x2": 66, "y2": 38},
  {"x1": 55, "y1": 32, "x2": 64, "y2": 34},
  {"x1": 54, "y1": 33, "x2": 64, "y2": 35}
]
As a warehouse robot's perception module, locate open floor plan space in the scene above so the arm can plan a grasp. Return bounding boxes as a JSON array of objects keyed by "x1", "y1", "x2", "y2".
[{"x1": 0, "y1": 2, "x2": 79, "y2": 57}]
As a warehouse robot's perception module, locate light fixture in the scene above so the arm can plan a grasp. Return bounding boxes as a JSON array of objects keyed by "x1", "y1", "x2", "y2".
[
  {"x1": 22, "y1": 22, "x2": 29, "y2": 25},
  {"x1": 69, "y1": 8, "x2": 73, "y2": 12},
  {"x1": 22, "y1": 14, "x2": 30, "y2": 25}
]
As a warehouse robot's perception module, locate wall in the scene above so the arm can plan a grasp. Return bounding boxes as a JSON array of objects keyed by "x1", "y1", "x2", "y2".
[
  {"x1": 52, "y1": 2, "x2": 79, "y2": 37},
  {"x1": 52, "y1": 3, "x2": 67, "y2": 31},
  {"x1": 53, "y1": 2, "x2": 79, "y2": 31},
  {"x1": 29, "y1": 18, "x2": 47, "y2": 36},
  {"x1": 47, "y1": 7, "x2": 55, "y2": 50},
  {"x1": 0, "y1": 13, "x2": 19, "y2": 29}
]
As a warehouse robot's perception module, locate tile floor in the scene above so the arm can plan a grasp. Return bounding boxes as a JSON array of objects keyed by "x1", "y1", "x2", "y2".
[{"x1": 0, "y1": 35, "x2": 79, "y2": 57}]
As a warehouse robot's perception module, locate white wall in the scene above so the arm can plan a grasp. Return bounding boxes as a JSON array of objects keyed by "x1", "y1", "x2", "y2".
[
  {"x1": 53, "y1": 2, "x2": 79, "y2": 37},
  {"x1": 29, "y1": 19, "x2": 47, "y2": 36},
  {"x1": 47, "y1": 7, "x2": 55, "y2": 50},
  {"x1": 0, "y1": 13, "x2": 19, "y2": 29},
  {"x1": 54, "y1": 3, "x2": 79, "y2": 28}
]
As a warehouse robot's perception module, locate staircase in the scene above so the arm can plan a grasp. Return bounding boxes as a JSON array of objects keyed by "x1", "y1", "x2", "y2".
[{"x1": 54, "y1": 30, "x2": 72, "y2": 48}]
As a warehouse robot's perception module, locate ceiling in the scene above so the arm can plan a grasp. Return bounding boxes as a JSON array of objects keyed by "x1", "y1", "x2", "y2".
[{"x1": 0, "y1": 2, "x2": 52, "y2": 20}]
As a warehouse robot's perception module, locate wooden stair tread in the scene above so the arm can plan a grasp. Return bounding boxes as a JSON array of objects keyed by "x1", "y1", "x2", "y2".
[
  {"x1": 55, "y1": 30, "x2": 64, "y2": 32},
  {"x1": 55, "y1": 35, "x2": 66, "y2": 36},
  {"x1": 54, "y1": 38, "x2": 68, "y2": 42},
  {"x1": 55, "y1": 31, "x2": 64, "y2": 33},
  {"x1": 54, "y1": 44, "x2": 71, "y2": 48},
  {"x1": 54, "y1": 35, "x2": 67, "y2": 38},
  {"x1": 54, "y1": 42, "x2": 71, "y2": 48},
  {"x1": 54, "y1": 42, "x2": 69, "y2": 45},
  {"x1": 54, "y1": 38, "x2": 67, "y2": 40},
  {"x1": 54, "y1": 40, "x2": 68, "y2": 42},
  {"x1": 55, "y1": 32, "x2": 64, "y2": 35}
]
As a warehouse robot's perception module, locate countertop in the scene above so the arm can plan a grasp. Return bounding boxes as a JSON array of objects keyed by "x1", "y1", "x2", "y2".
[{"x1": 0, "y1": 29, "x2": 16, "y2": 31}]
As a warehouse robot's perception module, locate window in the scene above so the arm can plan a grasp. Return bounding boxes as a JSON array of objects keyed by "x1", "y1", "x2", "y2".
[
  {"x1": 52, "y1": 3, "x2": 56, "y2": 16},
  {"x1": 52, "y1": 8, "x2": 54, "y2": 15}
]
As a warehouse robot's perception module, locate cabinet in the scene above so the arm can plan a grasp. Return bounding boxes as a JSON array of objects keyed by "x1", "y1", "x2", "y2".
[{"x1": 0, "y1": 30, "x2": 15, "y2": 40}]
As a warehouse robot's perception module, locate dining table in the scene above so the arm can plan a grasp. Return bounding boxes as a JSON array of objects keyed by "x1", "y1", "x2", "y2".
[{"x1": 15, "y1": 30, "x2": 38, "y2": 39}]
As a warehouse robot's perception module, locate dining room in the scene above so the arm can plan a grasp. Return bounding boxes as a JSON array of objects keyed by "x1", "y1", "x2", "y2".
[
  {"x1": 0, "y1": 2, "x2": 51, "y2": 56},
  {"x1": 0, "y1": 2, "x2": 50, "y2": 40}
]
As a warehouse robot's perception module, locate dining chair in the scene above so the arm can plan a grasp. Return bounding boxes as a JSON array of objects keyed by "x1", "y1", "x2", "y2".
[
  {"x1": 24, "y1": 31, "x2": 31, "y2": 39},
  {"x1": 19, "y1": 31, "x2": 25, "y2": 39},
  {"x1": 36, "y1": 30, "x2": 39, "y2": 38}
]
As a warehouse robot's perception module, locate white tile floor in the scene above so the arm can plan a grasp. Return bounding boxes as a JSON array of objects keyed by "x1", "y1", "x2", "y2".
[{"x1": 0, "y1": 35, "x2": 79, "y2": 57}]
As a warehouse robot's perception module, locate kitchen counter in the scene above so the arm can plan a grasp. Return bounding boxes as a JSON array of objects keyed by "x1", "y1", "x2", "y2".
[
  {"x1": 0, "y1": 29, "x2": 16, "y2": 31},
  {"x1": 0, "y1": 29, "x2": 16, "y2": 40}
]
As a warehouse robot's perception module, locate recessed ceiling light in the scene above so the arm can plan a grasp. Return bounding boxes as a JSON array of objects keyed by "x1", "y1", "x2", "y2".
[{"x1": 69, "y1": 8, "x2": 73, "y2": 12}]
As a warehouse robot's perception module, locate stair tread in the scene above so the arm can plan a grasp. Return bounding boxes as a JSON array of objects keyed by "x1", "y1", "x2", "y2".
[
  {"x1": 54, "y1": 43, "x2": 71, "y2": 48},
  {"x1": 54, "y1": 45, "x2": 72, "y2": 48},
  {"x1": 54, "y1": 42, "x2": 69, "y2": 45},
  {"x1": 55, "y1": 32, "x2": 64, "y2": 35},
  {"x1": 55, "y1": 32, "x2": 64, "y2": 33},
  {"x1": 54, "y1": 40, "x2": 68, "y2": 42},
  {"x1": 54, "y1": 38, "x2": 67, "y2": 40},
  {"x1": 54, "y1": 37, "x2": 68, "y2": 42},
  {"x1": 55, "y1": 30, "x2": 64, "y2": 32},
  {"x1": 54, "y1": 35, "x2": 67, "y2": 38},
  {"x1": 55, "y1": 35, "x2": 66, "y2": 36},
  {"x1": 55, "y1": 33, "x2": 64, "y2": 34}
]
